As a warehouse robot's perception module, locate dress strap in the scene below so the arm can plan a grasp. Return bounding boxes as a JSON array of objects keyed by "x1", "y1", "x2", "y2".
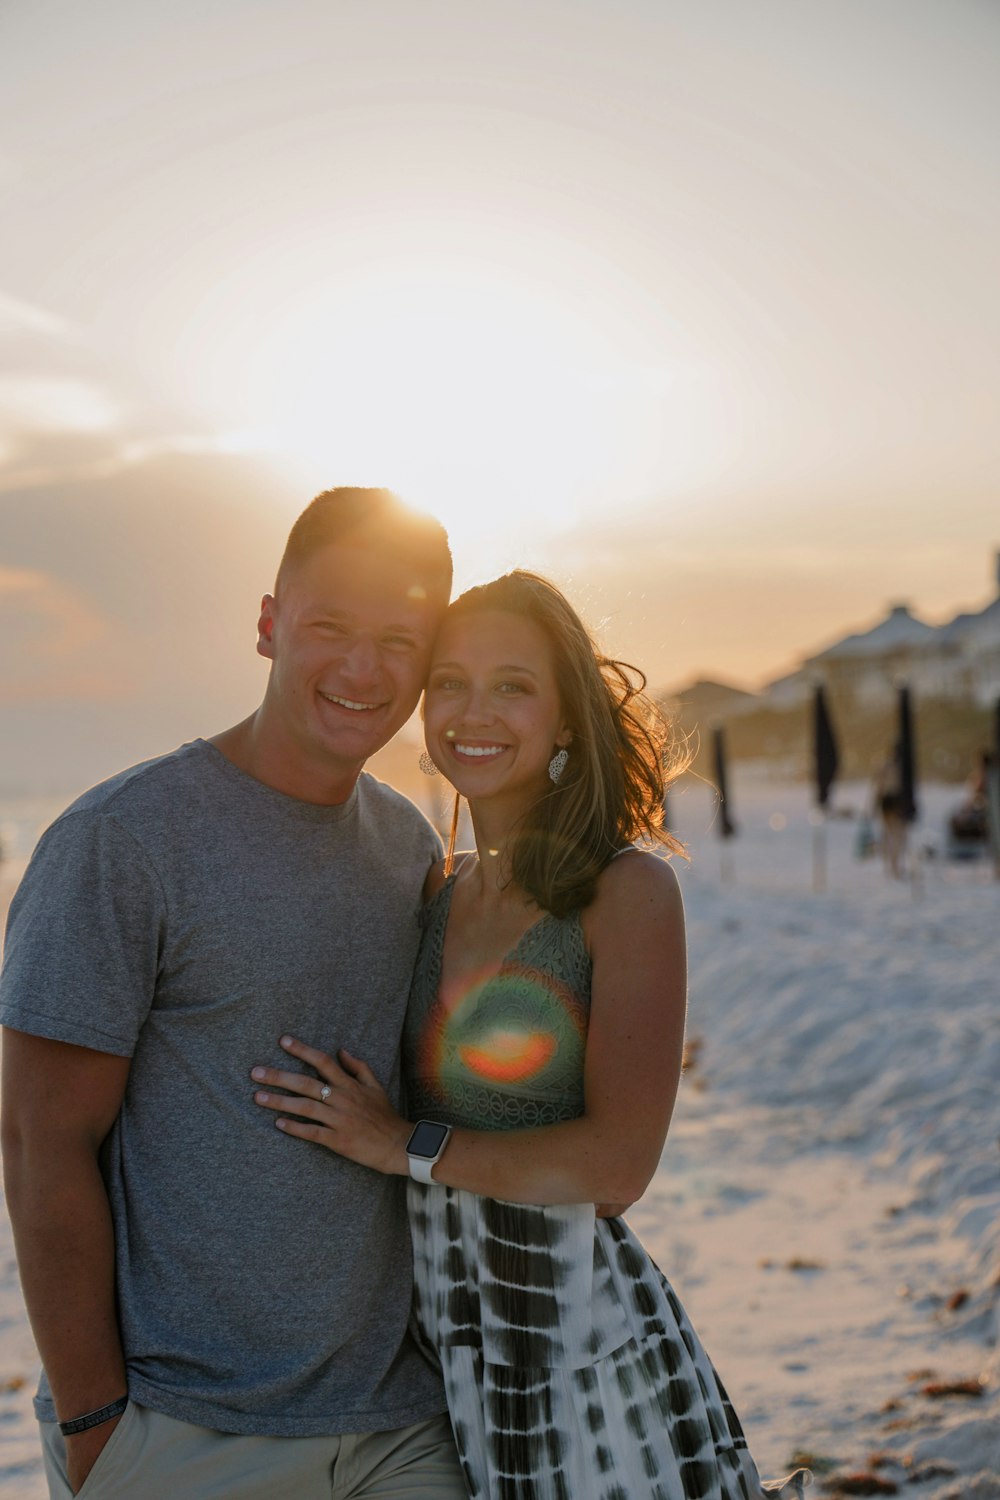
[{"x1": 610, "y1": 844, "x2": 639, "y2": 860}]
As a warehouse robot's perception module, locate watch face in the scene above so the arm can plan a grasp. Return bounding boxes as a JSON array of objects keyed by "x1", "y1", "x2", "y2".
[{"x1": 408, "y1": 1120, "x2": 450, "y2": 1159}]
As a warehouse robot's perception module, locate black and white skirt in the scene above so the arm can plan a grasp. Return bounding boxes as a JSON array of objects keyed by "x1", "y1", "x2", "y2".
[{"x1": 408, "y1": 1185, "x2": 808, "y2": 1500}]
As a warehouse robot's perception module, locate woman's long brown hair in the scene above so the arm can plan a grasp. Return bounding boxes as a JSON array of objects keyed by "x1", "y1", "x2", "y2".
[{"x1": 442, "y1": 571, "x2": 689, "y2": 916}]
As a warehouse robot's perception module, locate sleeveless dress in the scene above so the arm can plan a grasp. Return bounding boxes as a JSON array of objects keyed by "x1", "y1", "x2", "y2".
[{"x1": 403, "y1": 876, "x2": 807, "y2": 1500}]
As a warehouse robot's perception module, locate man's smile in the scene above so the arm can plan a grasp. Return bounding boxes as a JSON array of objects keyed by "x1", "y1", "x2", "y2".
[{"x1": 319, "y1": 691, "x2": 385, "y2": 713}]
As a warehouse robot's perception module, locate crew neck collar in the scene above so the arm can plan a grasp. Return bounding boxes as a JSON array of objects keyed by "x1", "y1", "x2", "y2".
[{"x1": 194, "y1": 738, "x2": 362, "y2": 822}]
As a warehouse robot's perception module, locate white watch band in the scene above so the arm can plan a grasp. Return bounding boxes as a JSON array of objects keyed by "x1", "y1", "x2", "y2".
[
  {"x1": 406, "y1": 1122, "x2": 452, "y2": 1184},
  {"x1": 407, "y1": 1154, "x2": 440, "y2": 1185}
]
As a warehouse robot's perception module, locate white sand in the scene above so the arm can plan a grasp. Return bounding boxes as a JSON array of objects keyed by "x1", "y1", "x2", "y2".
[{"x1": 1, "y1": 776, "x2": 998, "y2": 1497}]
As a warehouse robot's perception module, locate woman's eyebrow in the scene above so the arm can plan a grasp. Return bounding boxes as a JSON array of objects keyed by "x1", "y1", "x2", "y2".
[{"x1": 430, "y1": 661, "x2": 538, "y2": 677}]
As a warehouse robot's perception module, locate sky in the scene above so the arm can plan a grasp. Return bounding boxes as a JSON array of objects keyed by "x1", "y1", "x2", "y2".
[{"x1": 1, "y1": 0, "x2": 999, "y2": 792}]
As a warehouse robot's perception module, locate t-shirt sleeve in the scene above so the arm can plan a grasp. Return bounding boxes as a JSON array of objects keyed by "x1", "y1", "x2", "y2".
[
  {"x1": 0, "y1": 810, "x2": 165, "y2": 1056},
  {"x1": 425, "y1": 822, "x2": 444, "y2": 866}
]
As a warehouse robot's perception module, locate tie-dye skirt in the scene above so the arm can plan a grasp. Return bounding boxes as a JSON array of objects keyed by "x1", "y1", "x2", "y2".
[{"x1": 408, "y1": 1185, "x2": 808, "y2": 1500}]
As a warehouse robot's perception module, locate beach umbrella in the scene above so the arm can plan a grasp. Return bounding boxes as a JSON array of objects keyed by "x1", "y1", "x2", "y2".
[
  {"x1": 897, "y1": 684, "x2": 917, "y2": 823},
  {"x1": 712, "y1": 726, "x2": 736, "y2": 839},
  {"x1": 812, "y1": 683, "x2": 839, "y2": 809},
  {"x1": 810, "y1": 683, "x2": 839, "y2": 892}
]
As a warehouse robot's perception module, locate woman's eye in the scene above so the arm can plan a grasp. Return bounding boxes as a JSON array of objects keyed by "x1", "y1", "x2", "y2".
[
  {"x1": 497, "y1": 681, "x2": 526, "y2": 694},
  {"x1": 429, "y1": 677, "x2": 463, "y2": 692}
]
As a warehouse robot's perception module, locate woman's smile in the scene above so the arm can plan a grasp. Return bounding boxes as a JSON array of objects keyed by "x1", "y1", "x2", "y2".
[{"x1": 450, "y1": 740, "x2": 510, "y2": 762}]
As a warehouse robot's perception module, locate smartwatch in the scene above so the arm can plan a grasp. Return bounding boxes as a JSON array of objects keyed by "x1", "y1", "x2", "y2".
[{"x1": 405, "y1": 1120, "x2": 452, "y2": 1184}]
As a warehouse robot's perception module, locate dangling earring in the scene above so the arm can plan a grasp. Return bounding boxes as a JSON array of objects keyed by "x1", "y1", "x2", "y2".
[
  {"x1": 548, "y1": 748, "x2": 569, "y2": 784},
  {"x1": 419, "y1": 750, "x2": 439, "y2": 776}
]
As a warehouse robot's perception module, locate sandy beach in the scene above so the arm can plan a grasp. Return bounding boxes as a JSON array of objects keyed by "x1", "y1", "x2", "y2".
[{"x1": 0, "y1": 775, "x2": 997, "y2": 1498}]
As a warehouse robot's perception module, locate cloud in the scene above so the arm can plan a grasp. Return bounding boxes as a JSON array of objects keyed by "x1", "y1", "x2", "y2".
[
  {"x1": 0, "y1": 564, "x2": 124, "y2": 703},
  {"x1": 0, "y1": 284, "x2": 270, "y2": 493},
  {"x1": 0, "y1": 286, "x2": 130, "y2": 488},
  {"x1": 0, "y1": 428, "x2": 127, "y2": 494},
  {"x1": 0, "y1": 291, "x2": 71, "y2": 339},
  {"x1": 0, "y1": 376, "x2": 121, "y2": 433},
  {"x1": 0, "y1": 447, "x2": 302, "y2": 790}
]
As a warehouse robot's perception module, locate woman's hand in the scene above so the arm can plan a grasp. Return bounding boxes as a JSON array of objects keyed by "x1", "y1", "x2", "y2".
[{"x1": 251, "y1": 1037, "x2": 411, "y2": 1176}]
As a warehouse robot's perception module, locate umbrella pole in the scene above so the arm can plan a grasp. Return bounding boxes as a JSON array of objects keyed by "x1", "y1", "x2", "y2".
[
  {"x1": 910, "y1": 843, "x2": 925, "y2": 900},
  {"x1": 812, "y1": 815, "x2": 827, "y2": 894}
]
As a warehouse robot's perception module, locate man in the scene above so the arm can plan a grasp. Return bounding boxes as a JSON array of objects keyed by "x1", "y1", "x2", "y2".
[{"x1": 0, "y1": 489, "x2": 467, "y2": 1499}]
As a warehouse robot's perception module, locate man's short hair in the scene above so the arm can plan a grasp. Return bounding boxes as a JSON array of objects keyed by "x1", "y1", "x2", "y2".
[{"x1": 275, "y1": 487, "x2": 452, "y2": 600}]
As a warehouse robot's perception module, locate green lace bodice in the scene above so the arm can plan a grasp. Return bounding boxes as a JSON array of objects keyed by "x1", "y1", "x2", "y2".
[{"x1": 403, "y1": 877, "x2": 593, "y2": 1131}]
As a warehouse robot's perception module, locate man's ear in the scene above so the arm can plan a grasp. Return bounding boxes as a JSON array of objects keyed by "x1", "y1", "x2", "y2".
[{"x1": 257, "y1": 594, "x2": 277, "y2": 660}]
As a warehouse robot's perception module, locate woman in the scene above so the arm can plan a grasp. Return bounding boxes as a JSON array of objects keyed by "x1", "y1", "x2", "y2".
[
  {"x1": 871, "y1": 743, "x2": 910, "y2": 879},
  {"x1": 252, "y1": 572, "x2": 807, "y2": 1500}
]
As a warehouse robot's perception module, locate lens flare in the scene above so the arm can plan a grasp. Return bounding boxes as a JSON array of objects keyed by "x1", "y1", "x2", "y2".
[
  {"x1": 459, "y1": 1031, "x2": 558, "y2": 1084},
  {"x1": 414, "y1": 961, "x2": 587, "y2": 1111}
]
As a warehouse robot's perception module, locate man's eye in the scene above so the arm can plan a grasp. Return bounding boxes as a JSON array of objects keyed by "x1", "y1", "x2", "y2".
[{"x1": 384, "y1": 635, "x2": 417, "y2": 650}]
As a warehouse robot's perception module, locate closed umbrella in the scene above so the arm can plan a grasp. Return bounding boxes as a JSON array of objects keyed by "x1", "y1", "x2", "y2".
[
  {"x1": 813, "y1": 683, "x2": 839, "y2": 809},
  {"x1": 712, "y1": 726, "x2": 736, "y2": 840},
  {"x1": 897, "y1": 684, "x2": 917, "y2": 823},
  {"x1": 811, "y1": 683, "x2": 839, "y2": 892}
]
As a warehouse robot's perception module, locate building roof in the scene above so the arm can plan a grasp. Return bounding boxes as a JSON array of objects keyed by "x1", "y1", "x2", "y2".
[
  {"x1": 808, "y1": 604, "x2": 937, "y2": 663},
  {"x1": 935, "y1": 594, "x2": 1000, "y2": 645}
]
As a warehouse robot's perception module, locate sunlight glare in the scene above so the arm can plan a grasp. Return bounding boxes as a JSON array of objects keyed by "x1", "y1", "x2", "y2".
[{"x1": 240, "y1": 267, "x2": 696, "y2": 553}]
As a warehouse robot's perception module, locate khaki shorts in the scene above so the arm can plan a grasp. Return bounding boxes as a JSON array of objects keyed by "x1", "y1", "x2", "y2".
[{"x1": 40, "y1": 1402, "x2": 467, "y2": 1500}]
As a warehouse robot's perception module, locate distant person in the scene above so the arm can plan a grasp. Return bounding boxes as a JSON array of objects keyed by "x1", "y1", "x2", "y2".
[
  {"x1": 967, "y1": 748, "x2": 991, "y2": 802},
  {"x1": 0, "y1": 490, "x2": 467, "y2": 1498},
  {"x1": 250, "y1": 571, "x2": 807, "y2": 1500},
  {"x1": 947, "y1": 748, "x2": 991, "y2": 853},
  {"x1": 872, "y1": 742, "x2": 909, "y2": 878}
]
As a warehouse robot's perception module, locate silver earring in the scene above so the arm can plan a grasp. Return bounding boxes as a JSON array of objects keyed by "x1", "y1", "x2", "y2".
[
  {"x1": 419, "y1": 750, "x2": 439, "y2": 776},
  {"x1": 548, "y1": 748, "x2": 569, "y2": 784}
]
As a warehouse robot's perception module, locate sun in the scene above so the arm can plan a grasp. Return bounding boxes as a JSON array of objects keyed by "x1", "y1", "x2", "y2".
[{"x1": 233, "y1": 263, "x2": 693, "y2": 566}]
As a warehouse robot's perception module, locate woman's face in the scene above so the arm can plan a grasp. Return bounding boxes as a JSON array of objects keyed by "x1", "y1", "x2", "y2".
[{"x1": 424, "y1": 608, "x2": 571, "y2": 805}]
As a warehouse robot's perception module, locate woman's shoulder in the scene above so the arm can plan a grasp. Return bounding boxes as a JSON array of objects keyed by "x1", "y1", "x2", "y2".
[
  {"x1": 603, "y1": 845, "x2": 682, "y2": 894},
  {"x1": 585, "y1": 848, "x2": 683, "y2": 931}
]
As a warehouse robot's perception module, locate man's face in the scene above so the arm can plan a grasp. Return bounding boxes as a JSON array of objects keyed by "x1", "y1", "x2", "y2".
[{"x1": 258, "y1": 542, "x2": 446, "y2": 779}]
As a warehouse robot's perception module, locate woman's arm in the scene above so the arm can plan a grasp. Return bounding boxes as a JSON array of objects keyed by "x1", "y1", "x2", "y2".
[{"x1": 252, "y1": 852, "x2": 687, "y2": 1206}]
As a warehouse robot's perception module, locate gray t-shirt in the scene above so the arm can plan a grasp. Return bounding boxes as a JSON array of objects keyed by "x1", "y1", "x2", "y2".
[{"x1": 0, "y1": 739, "x2": 446, "y2": 1436}]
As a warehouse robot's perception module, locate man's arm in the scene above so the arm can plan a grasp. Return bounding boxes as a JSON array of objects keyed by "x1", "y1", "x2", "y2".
[{"x1": 2, "y1": 1029, "x2": 131, "y2": 1492}]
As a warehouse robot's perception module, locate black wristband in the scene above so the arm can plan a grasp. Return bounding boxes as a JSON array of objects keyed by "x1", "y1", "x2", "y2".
[{"x1": 59, "y1": 1395, "x2": 129, "y2": 1436}]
